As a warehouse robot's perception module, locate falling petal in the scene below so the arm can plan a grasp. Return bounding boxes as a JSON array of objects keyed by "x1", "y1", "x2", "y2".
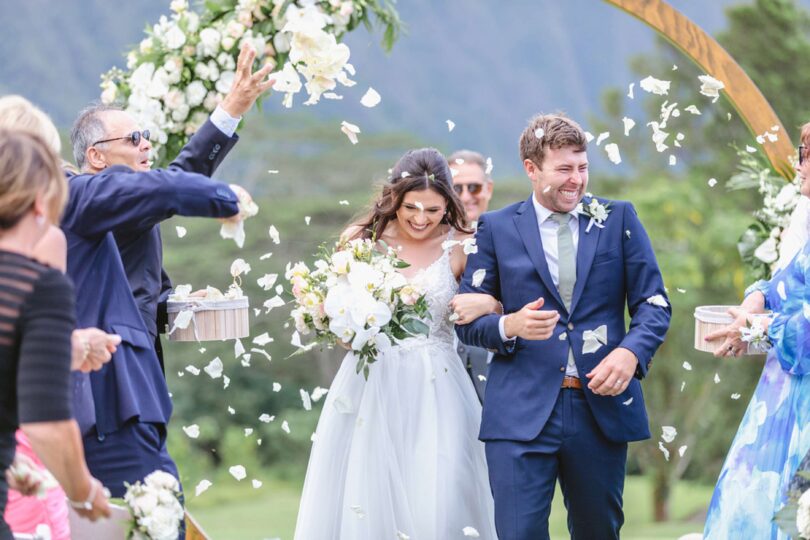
[
  {"x1": 658, "y1": 441, "x2": 670, "y2": 461},
  {"x1": 259, "y1": 414, "x2": 273, "y2": 423},
  {"x1": 183, "y1": 424, "x2": 200, "y2": 439},
  {"x1": 176, "y1": 226, "x2": 187, "y2": 238},
  {"x1": 462, "y1": 526, "x2": 481, "y2": 538},
  {"x1": 195, "y1": 479, "x2": 212, "y2": 497},
  {"x1": 273, "y1": 382, "x2": 281, "y2": 392},
  {"x1": 622, "y1": 117, "x2": 635, "y2": 136},
  {"x1": 281, "y1": 420, "x2": 290, "y2": 434},
  {"x1": 204, "y1": 357, "x2": 223, "y2": 379},
  {"x1": 623, "y1": 397, "x2": 634, "y2": 406},
  {"x1": 684, "y1": 105, "x2": 701, "y2": 115},
  {"x1": 661, "y1": 426, "x2": 677, "y2": 443},
  {"x1": 731, "y1": 393, "x2": 741, "y2": 400},
  {"x1": 534, "y1": 127, "x2": 545, "y2": 139},
  {"x1": 253, "y1": 332, "x2": 273, "y2": 346},
  {"x1": 360, "y1": 87, "x2": 381, "y2": 108},
  {"x1": 234, "y1": 338, "x2": 245, "y2": 358},
  {"x1": 340, "y1": 121, "x2": 361, "y2": 144},
  {"x1": 311, "y1": 387, "x2": 329, "y2": 402},
  {"x1": 229, "y1": 465, "x2": 246, "y2": 481},
  {"x1": 185, "y1": 365, "x2": 200, "y2": 376},
  {"x1": 596, "y1": 132, "x2": 610, "y2": 146},
  {"x1": 252, "y1": 479, "x2": 263, "y2": 489},
  {"x1": 708, "y1": 178, "x2": 718, "y2": 187},
  {"x1": 605, "y1": 143, "x2": 621, "y2": 165},
  {"x1": 640, "y1": 75, "x2": 670, "y2": 95},
  {"x1": 300, "y1": 389, "x2": 312, "y2": 411},
  {"x1": 682, "y1": 361, "x2": 692, "y2": 371},
  {"x1": 627, "y1": 83, "x2": 635, "y2": 99},
  {"x1": 244, "y1": 428, "x2": 253, "y2": 437},
  {"x1": 446, "y1": 119, "x2": 455, "y2": 132},
  {"x1": 257, "y1": 273, "x2": 279, "y2": 291},
  {"x1": 678, "y1": 445, "x2": 688, "y2": 457},
  {"x1": 714, "y1": 373, "x2": 721, "y2": 384},
  {"x1": 485, "y1": 157, "x2": 493, "y2": 175}
]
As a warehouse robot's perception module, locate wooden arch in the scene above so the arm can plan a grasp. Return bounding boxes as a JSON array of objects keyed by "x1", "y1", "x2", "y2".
[{"x1": 605, "y1": 0, "x2": 795, "y2": 178}]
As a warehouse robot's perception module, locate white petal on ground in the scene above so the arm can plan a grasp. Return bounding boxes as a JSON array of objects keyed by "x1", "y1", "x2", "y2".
[
  {"x1": 623, "y1": 397, "x2": 634, "y2": 406},
  {"x1": 311, "y1": 387, "x2": 329, "y2": 402},
  {"x1": 731, "y1": 393, "x2": 741, "y2": 400},
  {"x1": 661, "y1": 426, "x2": 677, "y2": 443},
  {"x1": 273, "y1": 382, "x2": 282, "y2": 392},
  {"x1": 195, "y1": 479, "x2": 212, "y2": 497},
  {"x1": 646, "y1": 295, "x2": 668, "y2": 308},
  {"x1": 183, "y1": 424, "x2": 200, "y2": 439},
  {"x1": 627, "y1": 83, "x2": 635, "y2": 99},
  {"x1": 596, "y1": 132, "x2": 610, "y2": 146},
  {"x1": 605, "y1": 143, "x2": 621, "y2": 165},
  {"x1": 253, "y1": 333, "x2": 273, "y2": 346},
  {"x1": 658, "y1": 441, "x2": 670, "y2": 461},
  {"x1": 622, "y1": 117, "x2": 635, "y2": 136},
  {"x1": 777, "y1": 281, "x2": 787, "y2": 300},
  {"x1": 268, "y1": 225, "x2": 280, "y2": 244},
  {"x1": 462, "y1": 526, "x2": 481, "y2": 538},
  {"x1": 234, "y1": 339, "x2": 245, "y2": 358},
  {"x1": 678, "y1": 446, "x2": 688, "y2": 457},
  {"x1": 683, "y1": 361, "x2": 692, "y2": 371},
  {"x1": 446, "y1": 119, "x2": 455, "y2": 132},
  {"x1": 176, "y1": 226, "x2": 187, "y2": 238},
  {"x1": 185, "y1": 365, "x2": 200, "y2": 376},
  {"x1": 263, "y1": 296, "x2": 285, "y2": 313},
  {"x1": 708, "y1": 178, "x2": 718, "y2": 187},
  {"x1": 204, "y1": 357, "x2": 223, "y2": 379},
  {"x1": 252, "y1": 479, "x2": 263, "y2": 489},
  {"x1": 472, "y1": 269, "x2": 486, "y2": 287},
  {"x1": 228, "y1": 465, "x2": 246, "y2": 481},
  {"x1": 639, "y1": 75, "x2": 671, "y2": 95},
  {"x1": 281, "y1": 420, "x2": 290, "y2": 434},
  {"x1": 714, "y1": 373, "x2": 721, "y2": 384},
  {"x1": 257, "y1": 273, "x2": 278, "y2": 291},
  {"x1": 340, "y1": 121, "x2": 361, "y2": 144},
  {"x1": 360, "y1": 87, "x2": 381, "y2": 108},
  {"x1": 534, "y1": 127, "x2": 545, "y2": 139},
  {"x1": 300, "y1": 389, "x2": 312, "y2": 411}
]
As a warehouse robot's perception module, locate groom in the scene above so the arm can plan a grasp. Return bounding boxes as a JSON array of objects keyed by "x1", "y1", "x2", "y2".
[{"x1": 456, "y1": 113, "x2": 670, "y2": 539}]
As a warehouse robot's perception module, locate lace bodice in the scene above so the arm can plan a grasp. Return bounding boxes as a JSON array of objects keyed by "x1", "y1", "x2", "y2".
[{"x1": 399, "y1": 244, "x2": 459, "y2": 349}]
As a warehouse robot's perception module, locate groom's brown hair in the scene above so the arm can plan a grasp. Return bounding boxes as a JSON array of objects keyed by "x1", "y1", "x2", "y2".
[{"x1": 519, "y1": 113, "x2": 587, "y2": 168}]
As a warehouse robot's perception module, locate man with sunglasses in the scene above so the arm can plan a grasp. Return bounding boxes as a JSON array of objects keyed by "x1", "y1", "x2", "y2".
[
  {"x1": 60, "y1": 43, "x2": 273, "y2": 508},
  {"x1": 448, "y1": 150, "x2": 494, "y2": 403}
]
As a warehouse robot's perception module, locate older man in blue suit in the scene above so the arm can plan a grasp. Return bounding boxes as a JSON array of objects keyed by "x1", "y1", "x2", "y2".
[
  {"x1": 456, "y1": 113, "x2": 671, "y2": 540},
  {"x1": 62, "y1": 44, "x2": 273, "y2": 499}
]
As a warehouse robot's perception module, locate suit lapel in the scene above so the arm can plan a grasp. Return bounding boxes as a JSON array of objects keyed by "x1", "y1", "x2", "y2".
[
  {"x1": 569, "y1": 208, "x2": 602, "y2": 315},
  {"x1": 513, "y1": 197, "x2": 566, "y2": 309}
]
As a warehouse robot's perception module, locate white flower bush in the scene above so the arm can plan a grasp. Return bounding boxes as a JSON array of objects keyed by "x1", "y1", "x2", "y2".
[
  {"x1": 287, "y1": 238, "x2": 431, "y2": 378},
  {"x1": 124, "y1": 470, "x2": 184, "y2": 540},
  {"x1": 100, "y1": 0, "x2": 400, "y2": 165}
]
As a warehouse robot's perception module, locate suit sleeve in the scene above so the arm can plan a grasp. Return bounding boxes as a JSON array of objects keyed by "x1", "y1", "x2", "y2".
[
  {"x1": 169, "y1": 118, "x2": 238, "y2": 176},
  {"x1": 617, "y1": 202, "x2": 671, "y2": 378},
  {"x1": 62, "y1": 166, "x2": 240, "y2": 238},
  {"x1": 455, "y1": 214, "x2": 515, "y2": 355}
]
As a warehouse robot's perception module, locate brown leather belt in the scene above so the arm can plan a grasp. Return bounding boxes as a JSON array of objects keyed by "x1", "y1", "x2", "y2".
[{"x1": 561, "y1": 376, "x2": 583, "y2": 390}]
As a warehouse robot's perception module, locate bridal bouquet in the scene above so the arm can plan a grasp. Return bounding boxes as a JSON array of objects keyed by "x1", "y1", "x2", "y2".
[
  {"x1": 287, "y1": 238, "x2": 431, "y2": 378},
  {"x1": 99, "y1": 0, "x2": 400, "y2": 166},
  {"x1": 123, "y1": 471, "x2": 184, "y2": 540}
]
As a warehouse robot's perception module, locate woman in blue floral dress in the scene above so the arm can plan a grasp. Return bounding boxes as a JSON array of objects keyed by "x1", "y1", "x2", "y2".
[{"x1": 703, "y1": 137, "x2": 810, "y2": 539}]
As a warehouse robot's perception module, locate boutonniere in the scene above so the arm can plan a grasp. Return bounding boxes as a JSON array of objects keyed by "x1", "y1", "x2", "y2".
[{"x1": 576, "y1": 197, "x2": 611, "y2": 233}]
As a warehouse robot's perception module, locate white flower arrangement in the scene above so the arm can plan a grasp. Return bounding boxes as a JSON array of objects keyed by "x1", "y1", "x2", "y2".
[
  {"x1": 287, "y1": 238, "x2": 431, "y2": 379},
  {"x1": 729, "y1": 149, "x2": 803, "y2": 280},
  {"x1": 576, "y1": 197, "x2": 611, "y2": 233},
  {"x1": 100, "y1": 0, "x2": 401, "y2": 166},
  {"x1": 738, "y1": 316, "x2": 771, "y2": 353},
  {"x1": 798, "y1": 488, "x2": 810, "y2": 539},
  {"x1": 124, "y1": 470, "x2": 184, "y2": 540}
]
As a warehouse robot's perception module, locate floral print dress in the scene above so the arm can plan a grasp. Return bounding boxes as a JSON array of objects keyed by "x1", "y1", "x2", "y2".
[{"x1": 704, "y1": 241, "x2": 810, "y2": 539}]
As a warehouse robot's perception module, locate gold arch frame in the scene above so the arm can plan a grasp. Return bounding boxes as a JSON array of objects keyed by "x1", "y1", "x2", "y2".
[{"x1": 605, "y1": 0, "x2": 795, "y2": 178}]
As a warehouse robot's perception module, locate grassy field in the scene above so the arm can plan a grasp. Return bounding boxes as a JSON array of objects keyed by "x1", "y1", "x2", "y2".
[{"x1": 186, "y1": 473, "x2": 711, "y2": 540}]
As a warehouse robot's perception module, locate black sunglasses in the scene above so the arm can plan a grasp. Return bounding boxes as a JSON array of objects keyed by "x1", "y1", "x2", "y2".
[
  {"x1": 453, "y1": 183, "x2": 484, "y2": 196},
  {"x1": 800, "y1": 144, "x2": 810, "y2": 166},
  {"x1": 92, "y1": 130, "x2": 150, "y2": 147}
]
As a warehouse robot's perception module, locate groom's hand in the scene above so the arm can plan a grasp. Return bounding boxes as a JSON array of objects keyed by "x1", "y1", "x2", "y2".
[
  {"x1": 586, "y1": 347, "x2": 638, "y2": 396},
  {"x1": 220, "y1": 43, "x2": 276, "y2": 118},
  {"x1": 503, "y1": 297, "x2": 559, "y2": 340}
]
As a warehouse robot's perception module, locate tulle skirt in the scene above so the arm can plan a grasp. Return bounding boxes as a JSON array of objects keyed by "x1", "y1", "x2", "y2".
[{"x1": 294, "y1": 339, "x2": 497, "y2": 540}]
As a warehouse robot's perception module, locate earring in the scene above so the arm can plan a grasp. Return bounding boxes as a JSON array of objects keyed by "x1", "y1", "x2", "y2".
[{"x1": 35, "y1": 214, "x2": 46, "y2": 226}]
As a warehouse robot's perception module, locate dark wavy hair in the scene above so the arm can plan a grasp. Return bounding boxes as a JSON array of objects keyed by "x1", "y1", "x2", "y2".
[{"x1": 347, "y1": 148, "x2": 472, "y2": 241}]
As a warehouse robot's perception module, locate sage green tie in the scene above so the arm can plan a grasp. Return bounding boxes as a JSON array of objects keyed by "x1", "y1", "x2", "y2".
[
  {"x1": 551, "y1": 212, "x2": 578, "y2": 376},
  {"x1": 551, "y1": 213, "x2": 576, "y2": 311}
]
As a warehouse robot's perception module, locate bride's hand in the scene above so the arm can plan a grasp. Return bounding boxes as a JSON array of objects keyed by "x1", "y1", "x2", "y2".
[
  {"x1": 337, "y1": 340, "x2": 352, "y2": 351},
  {"x1": 449, "y1": 293, "x2": 502, "y2": 325},
  {"x1": 705, "y1": 306, "x2": 749, "y2": 357}
]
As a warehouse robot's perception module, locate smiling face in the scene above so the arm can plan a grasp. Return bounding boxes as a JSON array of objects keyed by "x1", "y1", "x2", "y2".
[
  {"x1": 525, "y1": 146, "x2": 588, "y2": 213},
  {"x1": 395, "y1": 188, "x2": 447, "y2": 240},
  {"x1": 452, "y1": 162, "x2": 493, "y2": 222},
  {"x1": 93, "y1": 110, "x2": 152, "y2": 172}
]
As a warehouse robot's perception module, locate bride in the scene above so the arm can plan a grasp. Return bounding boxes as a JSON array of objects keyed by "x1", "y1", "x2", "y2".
[{"x1": 294, "y1": 148, "x2": 499, "y2": 539}]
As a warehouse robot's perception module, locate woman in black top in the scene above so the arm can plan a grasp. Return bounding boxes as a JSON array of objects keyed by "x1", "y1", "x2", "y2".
[{"x1": 0, "y1": 129, "x2": 109, "y2": 538}]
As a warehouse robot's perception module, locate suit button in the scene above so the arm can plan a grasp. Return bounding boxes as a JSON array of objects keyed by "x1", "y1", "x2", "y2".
[
  {"x1": 559, "y1": 366, "x2": 565, "y2": 372},
  {"x1": 213, "y1": 144, "x2": 221, "y2": 152},
  {"x1": 97, "y1": 433, "x2": 106, "y2": 442},
  {"x1": 568, "y1": 322, "x2": 574, "y2": 330}
]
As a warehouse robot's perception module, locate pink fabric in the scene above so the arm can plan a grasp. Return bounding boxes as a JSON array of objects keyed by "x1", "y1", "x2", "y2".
[{"x1": 4, "y1": 431, "x2": 70, "y2": 540}]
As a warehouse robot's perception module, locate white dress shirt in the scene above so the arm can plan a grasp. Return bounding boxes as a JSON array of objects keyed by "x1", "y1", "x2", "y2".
[
  {"x1": 210, "y1": 105, "x2": 241, "y2": 137},
  {"x1": 499, "y1": 195, "x2": 580, "y2": 375}
]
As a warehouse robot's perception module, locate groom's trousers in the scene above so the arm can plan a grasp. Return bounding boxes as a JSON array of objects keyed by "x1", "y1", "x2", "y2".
[{"x1": 484, "y1": 388, "x2": 627, "y2": 540}]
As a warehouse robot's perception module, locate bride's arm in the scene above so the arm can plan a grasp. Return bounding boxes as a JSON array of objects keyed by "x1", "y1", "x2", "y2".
[{"x1": 449, "y1": 232, "x2": 502, "y2": 324}]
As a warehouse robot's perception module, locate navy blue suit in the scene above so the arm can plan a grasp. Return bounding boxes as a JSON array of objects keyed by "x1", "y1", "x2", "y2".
[
  {"x1": 62, "y1": 132, "x2": 239, "y2": 497},
  {"x1": 456, "y1": 196, "x2": 670, "y2": 539}
]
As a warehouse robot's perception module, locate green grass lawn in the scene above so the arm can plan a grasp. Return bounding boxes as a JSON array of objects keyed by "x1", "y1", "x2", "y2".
[{"x1": 186, "y1": 473, "x2": 711, "y2": 540}]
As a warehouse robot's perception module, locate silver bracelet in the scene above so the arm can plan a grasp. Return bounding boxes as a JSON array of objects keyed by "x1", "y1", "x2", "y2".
[{"x1": 67, "y1": 478, "x2": 98, "y2": 511}]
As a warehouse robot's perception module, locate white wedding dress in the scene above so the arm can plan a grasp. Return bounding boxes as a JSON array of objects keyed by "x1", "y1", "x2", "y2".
[{"x1": 294, "y1": 243, "x2": 497, "y2": 540}]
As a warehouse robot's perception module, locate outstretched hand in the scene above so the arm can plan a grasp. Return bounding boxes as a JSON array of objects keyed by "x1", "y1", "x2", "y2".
[
  {"x1": 586, "y1": 347, "x2": 637, "y2": 396},
  {"x1": 220, "y1": 43, "x2": 276, "y2": 118}
]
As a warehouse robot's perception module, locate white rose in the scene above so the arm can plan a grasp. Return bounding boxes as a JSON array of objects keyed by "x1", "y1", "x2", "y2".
[
  {"x1": 198, "y1": 27, "x2": 221, "y2": 57},
  {"x1": 221, "y1": 36, "x2": 236, "y2": 51},
  {"x1": 226, "y1": 20, "x2": 246, "y2": 39},
  {"x1": 237, "y1": 10, "x2": 253, "y2": 27},
  {"x1": 185, "y1": 80, "x2": 207, "y2": 107},
  {"x1": 170, "y1": 0, "x2": 187, "y2": 13},
  {"x1": 194, "y1": 62, "x2": 211, "y2": 81},
  {"x1": 273, "y1": 32, "x2": 291, "y2": 54},
  {"x1": 206, "y1": 60, "x2": 220, "y2": 81},
  {"x1": 100, "y1": 81, "x2": 118, "y2": 105},
  {"x1": 215, "y1": 70, "x2": 235, "y2": 94},
  {"x1": 127, "y1": 52, "x2": 138, "y2": 69},
  {"x1": 203, "y1": 91, "x2": 221, "y2": 112},
  {"x1": 217, "y1": 52, "x2": 236, "y2": 71},
  {"x1": 775, "y1": 183, "x2": 800, "y2": 210},
  {"x1": 130, "y1": 489, "x2": 159, "y2": 516},
  {"x1": 171, "y1": 104, "x2": 190, "y2": 122},
  {"x1": 143, "y1": 504, "x2": 182, "y2": 540},
  {"x1": 146, "y1": 68, "x2": 171, "y2": 98},
  {"x1": 185, "y1": 12, "x2": 200, "y2": 33},
  {"x1": 139, "y1": 37, "x2": 154, "y2": 55},
  {"x1": 164, "y1": 89, "x2": 186, "y2": 111},
  {"x1": 130, "y1": 62, "x2": 156, "y2": 91},
  {"x1": 144, "y1": 471, "x2": 180, "y2": 491},
  {"x1": 164, "y1": 24, "x2": 186, "y2": 49}
]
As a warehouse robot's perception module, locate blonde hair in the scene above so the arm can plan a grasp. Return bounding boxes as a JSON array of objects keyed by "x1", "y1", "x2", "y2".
[
  {"x1": 0, "y1": 95, "x2": 61, "y2": 154},
  {"x1": 801, "y1": 121, "x2": 810, "y2": 147},
  {"x1": 0, "y1": 129, "x2": 67, "y2": 228},
  {"x1": 519, "y1": 112, "x2": 587, "y2": 168}
]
